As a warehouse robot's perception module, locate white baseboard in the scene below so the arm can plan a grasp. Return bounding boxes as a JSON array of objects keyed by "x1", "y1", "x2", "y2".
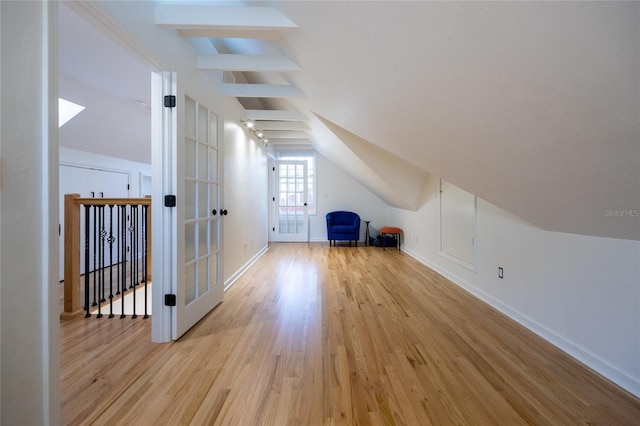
[
  {"x1": 224, "y1": 245, "x2": 269, "y2": 292},
  {"x1": 402, "y1": 247, "x2": 640, "y2": 398}
]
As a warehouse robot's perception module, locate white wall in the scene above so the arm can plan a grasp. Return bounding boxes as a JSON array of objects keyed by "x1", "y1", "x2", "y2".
[
  {"x1": 393, "y1": 174, "x2": 640, "y2": 397},
  {"x1": 223, "y1": 122, "x2": 269, "y2": 287},
  {"x1": 1, "y1": 1, "x2": 59, "y2": 423},
  {"x1": 312, "y1": 152, "x2": 392, "y2": 242}
]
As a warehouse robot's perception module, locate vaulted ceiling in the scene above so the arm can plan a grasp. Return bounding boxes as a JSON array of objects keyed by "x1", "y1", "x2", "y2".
[
  {"x1": 58, "y1": 3, "x2": 152, "y2": 163},
  {"x1": 59, "y1": 1, "x2": 640, "y2": 241}
]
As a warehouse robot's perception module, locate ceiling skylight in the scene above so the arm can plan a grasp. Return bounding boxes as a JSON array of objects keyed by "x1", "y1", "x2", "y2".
[{"x1": 58, "y1": 98, "x2": 85, "y2": 127}]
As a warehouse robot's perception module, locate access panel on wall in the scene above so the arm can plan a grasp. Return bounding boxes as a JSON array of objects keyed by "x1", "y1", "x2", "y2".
[{"x1": 439, "y1": 179, "x2": 477, "y2": 271}]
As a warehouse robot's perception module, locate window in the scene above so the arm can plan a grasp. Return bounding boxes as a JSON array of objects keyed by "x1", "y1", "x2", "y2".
[
  {"x1": 58, "y1": 98, "x2": 85, "y2": 127},
  {"x1": 276, "y1": 152, "x2": 316, "y2": 215}
]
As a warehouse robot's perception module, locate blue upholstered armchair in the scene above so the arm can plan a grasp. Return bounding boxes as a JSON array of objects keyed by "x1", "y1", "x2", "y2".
[{"x1": 326, "y1": 211, "x2": 361, "y2": 246}]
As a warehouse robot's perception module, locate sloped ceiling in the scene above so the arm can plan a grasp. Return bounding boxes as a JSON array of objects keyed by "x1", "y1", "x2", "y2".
[
  {"x1": 64, "y1": 1, "x2": 640, "y2": 241},
  {"x1": 237, "y1": 1, "x2": 639, "y2": 241},
  {"x1": 58, "y1": 3, "x2": 152, "y2": 164},
  {"x1": 314, "y1": 114, "x2": 430, "y2": 211}
]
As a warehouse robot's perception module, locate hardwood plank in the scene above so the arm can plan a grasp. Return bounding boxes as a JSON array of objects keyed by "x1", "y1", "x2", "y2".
[{"x1": 61, "y1": 243, "x2": 640, "y2": 425}]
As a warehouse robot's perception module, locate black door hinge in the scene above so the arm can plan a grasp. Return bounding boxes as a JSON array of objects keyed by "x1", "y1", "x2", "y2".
[
  {"x1": 164, "y1": 195, "x2": 176, "y2": 207},
  {"x1": 164, "y1": 95, "x2": 176, "y2": 108},
  {"x1": 127, "y1": 184, "x2": 130, "y2": 190},
  {"x1": 164, "y1": 294, "x2": 177, "y2": 307},
  {"x1": 272, "y1": 166, "x2": 275, "y2": 171}
]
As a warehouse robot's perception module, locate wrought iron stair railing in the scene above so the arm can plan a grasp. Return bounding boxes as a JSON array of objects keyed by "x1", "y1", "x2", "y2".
[{"x1": 60, "y1": 194, "x2": 151, "y2": 320}]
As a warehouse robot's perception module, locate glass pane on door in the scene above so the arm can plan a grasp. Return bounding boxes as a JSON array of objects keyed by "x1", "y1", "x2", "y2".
[
  {"x1": 185, "y1": 222, "x2": 195, "y2": 262},
  {"x1": 185, "y1": 180, "x2": 196, "y2": 220},
  {"x1": 185, "y1": 262, "x2": 196, "y2": 305}
]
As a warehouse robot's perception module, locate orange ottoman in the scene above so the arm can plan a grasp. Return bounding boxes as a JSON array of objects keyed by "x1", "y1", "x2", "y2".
[{"x1": 379, "y1": 226, "x2": 402, "y2": 251}]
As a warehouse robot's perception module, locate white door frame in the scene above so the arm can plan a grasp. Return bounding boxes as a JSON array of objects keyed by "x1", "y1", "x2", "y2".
[{"x1": 151, "y1": 71, "x2": 175, "y2": 342}]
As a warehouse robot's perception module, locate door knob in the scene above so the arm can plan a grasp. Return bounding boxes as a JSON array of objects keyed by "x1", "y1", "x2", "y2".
[
  {"x1": 221, "y1": 209, "x2": 228, "y2": 216},
  {"x1": 211, "y1": 209, "x2": 217, "y2": 216}
]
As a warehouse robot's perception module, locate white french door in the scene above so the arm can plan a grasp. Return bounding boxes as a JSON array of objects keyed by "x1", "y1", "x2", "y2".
[
  {"x1": 153, "y1": 72, "x2": 223, "y2": 341},
  {"x1": 275, "y1": 160, "x2": 308, "y2": 242},
  {"x1": 180, "y1": 94, "x2": 223, "y2": 337}
]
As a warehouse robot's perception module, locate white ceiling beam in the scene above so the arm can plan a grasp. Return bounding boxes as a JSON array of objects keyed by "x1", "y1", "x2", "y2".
[
  {"x1": 222, "y1": 83, "x2": 304, "y2": 98},
  {"x1": 198, "y1": 54, "x2": 301, "y2": 72},
  {"x1": 155, "y1": 5, "x2": 297, "y2": 38},
  {"x1": 254, "y1": 121, "x2": 310, "y2": 131},
  {"x1": 176, "y1": 29, "x2": 282, "y2": 40},
  {"x1": 262, "y1": 130, "x2": 309, "y2": 139},
  {"x1": 245, "y1": 110, "x2": 309, "y2": 121},
  {"x1": 267, "y1": 138, "x2": 311, "y2": 145}
]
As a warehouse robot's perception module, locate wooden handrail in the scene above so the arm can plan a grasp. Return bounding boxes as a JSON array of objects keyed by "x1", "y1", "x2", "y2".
[{"x1": 60, "y1": 194, "x2": 152, "y2": 320}]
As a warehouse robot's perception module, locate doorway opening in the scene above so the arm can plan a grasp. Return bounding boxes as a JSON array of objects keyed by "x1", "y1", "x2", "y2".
[{"x1": 57, "y1": 5, "x2": 154, "y2": 321}]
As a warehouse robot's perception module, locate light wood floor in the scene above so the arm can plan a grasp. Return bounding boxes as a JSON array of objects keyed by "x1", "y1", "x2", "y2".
[
  {"x1": 59, "y1": 260, "x2": 149, "y2": 316},
  {"x1": 60, "y1": 243, "x2": 640, "y2": 425}
]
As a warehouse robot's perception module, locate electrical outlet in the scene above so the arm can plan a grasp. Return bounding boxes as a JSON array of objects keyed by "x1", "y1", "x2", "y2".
[{"x1": 498, "y1": 267, "x2": 504, "y2": 279}]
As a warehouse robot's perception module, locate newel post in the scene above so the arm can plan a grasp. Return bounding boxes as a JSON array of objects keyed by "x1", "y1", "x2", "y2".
[{"x1": 61, "y1": 193, "x2": 83, "y2": 319}]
